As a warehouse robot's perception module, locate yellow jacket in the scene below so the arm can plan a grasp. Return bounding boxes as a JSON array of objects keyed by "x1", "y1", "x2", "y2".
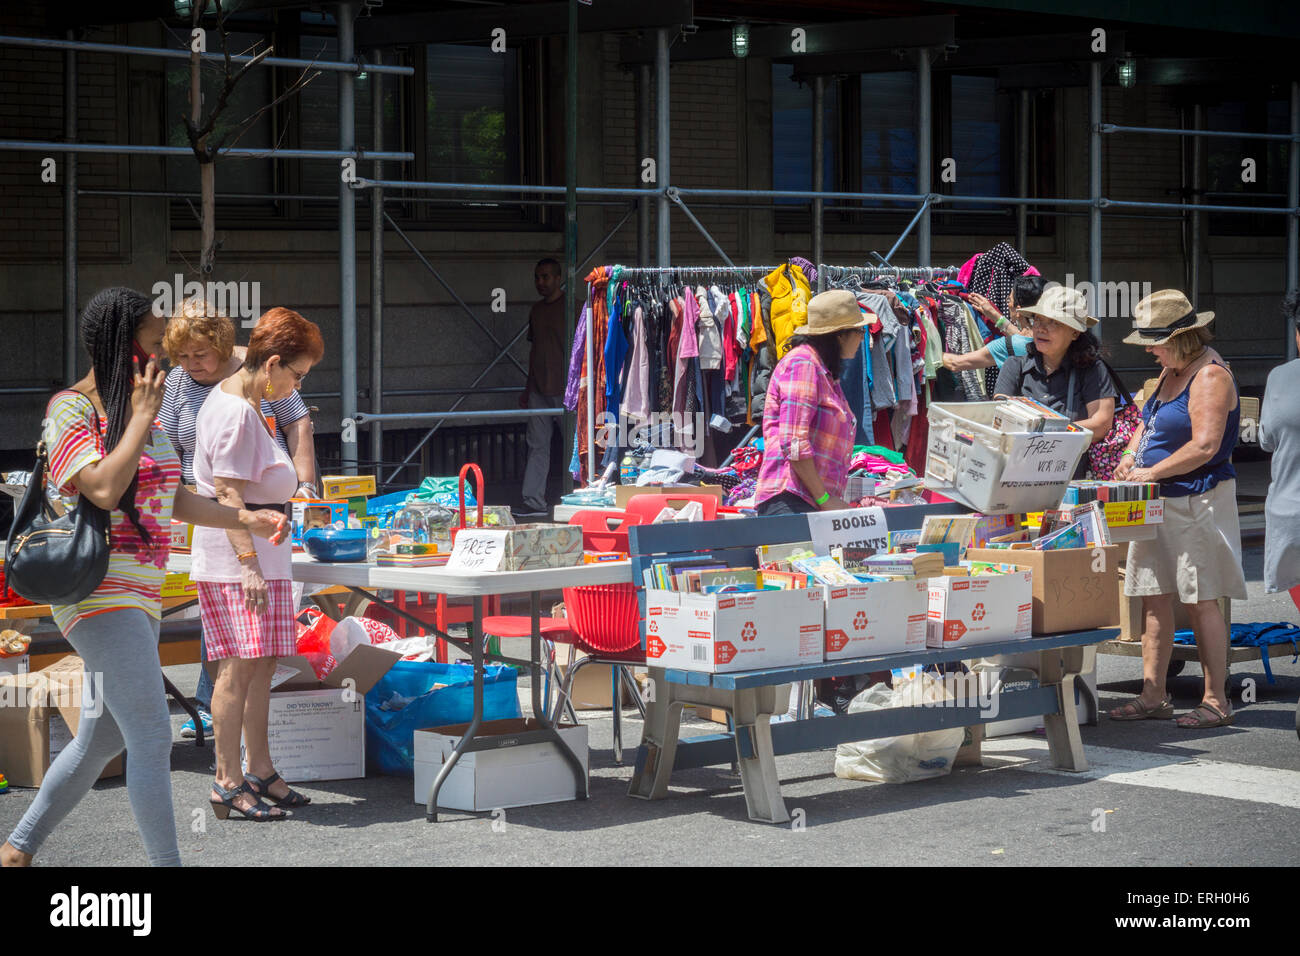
[{"x1": 761, "y1": 263, "x2": 811, "y2": 358}]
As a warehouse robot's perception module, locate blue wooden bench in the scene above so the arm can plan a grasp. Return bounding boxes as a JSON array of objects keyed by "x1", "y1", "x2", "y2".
[{"x1": 625, "y1": 505, "x2": 1117, "y2": 824}]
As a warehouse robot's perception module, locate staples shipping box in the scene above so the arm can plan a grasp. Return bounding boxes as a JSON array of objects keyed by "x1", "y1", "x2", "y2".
[
  {"x1": 0, "y1": 656, "x2": 122, "y2": 788},
  {"x1": 644, "y1": 587, "x2": 824, "y2": 672},
  {"x1": 207, "y1": 644, "x2": 400, "y2": 781},
  {"x1": 822, "y1": 580, "x2": 928, "y2": 660},
  {"x1": 927, "y1": 572, "x2": 1033, "y2": 649},
  {"x1": 965, "y1": 546, "x2": 1120, "y2": 634}
]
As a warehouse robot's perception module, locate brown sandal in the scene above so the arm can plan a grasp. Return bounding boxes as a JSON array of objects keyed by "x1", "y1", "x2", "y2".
[
  {"x1": 1108, "y1": 694, "x2": 1174, "y2": 721},
  {"x1": 1175, "y1": 701, "x2": 1235, "y2": 729}
]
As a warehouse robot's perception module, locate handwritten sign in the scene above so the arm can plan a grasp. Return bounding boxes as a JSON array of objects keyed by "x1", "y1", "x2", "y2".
[
  {"x1": 446, "y1": 530, "x2": 506, "y2": 572},
  {"x1": 807, "y1": 506, "x2": 889, "y2": 556},
  {"x1": 1000, "y1": 434, "x2": 1077, "y2": 483}
]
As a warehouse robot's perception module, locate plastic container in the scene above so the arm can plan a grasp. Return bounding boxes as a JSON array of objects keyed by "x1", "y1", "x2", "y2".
[
  {"x1": 302, "y1": 527, "x2": 368, "y2": 562},
  {"x1": 562, "y1": 583, "x2": 640, "y2": 653}
]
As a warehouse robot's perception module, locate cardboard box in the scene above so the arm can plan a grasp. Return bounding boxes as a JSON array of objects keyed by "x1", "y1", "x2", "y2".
[
  {"x1": 206, "y1": 644, "x2": 400, "y2": 781},
  {"x1": 822, "y1": 580, "x2": 929, "y2": 660},
  {"x1": 552, "y1": 651, "x2": 634, "y2": 710},
  {"x1": 965, "y1": 545, "x2": 1121, "y2": 634},
  {"x1": 927, "y1": 571, "x2": 1034, "y2": 649},
  {"x1": 289, "y1": 498, "x2": 349, "y2": 545},
  {"x1": 161, "y1": 571, "x2": 197, "y2": 599},
  {"x1": 0, "y1": 656, "x2": 123, "y2": 788},
  {"x1": 1117, "y1": 575, "x2": 1231, "y2": 642},
  {"x1": 169, "y1": 520, "x2": 195, "y2": 551},
  {"x1": 413, "y1": 718, "x2": 588, "y2": 810},
  {"x1": 447, "y1": 523, "x2": 583, "y2": 572},
  {"x1": 614, "y1": 483, "x2": 724, "y2": 509},
  {"x1": 644, "y1": 587, "x2": 824, "y2": 672},
  {"x1": 321, "y1": 475, "x2": 377, "y2": 499}
]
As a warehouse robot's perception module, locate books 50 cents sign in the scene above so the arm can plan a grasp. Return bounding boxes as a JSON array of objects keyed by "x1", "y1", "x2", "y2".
[{"x1": 807, "y1": 506, "x2": 889, "y2": 556}]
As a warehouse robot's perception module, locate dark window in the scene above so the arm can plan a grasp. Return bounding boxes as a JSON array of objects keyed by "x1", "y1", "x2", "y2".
[
  {"x1": 1206, "y1": 99, "x2": 1288, "y2": 237},
  {"x1": 772, "y1": 63, "x2": 836, "y2": 206},
  {"x1": 860, "y1": 72, "x2": 918, "y2": 208}
]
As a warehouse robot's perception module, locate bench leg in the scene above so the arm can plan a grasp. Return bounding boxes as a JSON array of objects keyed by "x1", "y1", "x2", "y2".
[
  {"x1": 628, "y1": 667, "x2": 684, "y2": 801},
  {"x1": 1041, "y1": 645, "x2": 1093, "y2": 772},
  {"x1": 731, "y1": 686, "x2": 789, "y2": 824}
]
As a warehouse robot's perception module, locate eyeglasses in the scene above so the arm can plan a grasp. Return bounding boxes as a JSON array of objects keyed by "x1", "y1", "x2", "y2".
[{"x1": 284, "y1": 362, "x2": 309, "y2": 384}]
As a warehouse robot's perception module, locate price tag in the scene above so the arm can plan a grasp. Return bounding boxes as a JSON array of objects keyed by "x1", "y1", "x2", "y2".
[
  {"x1": 1001, "y1": 434, "x2": 1076, "y2": 482},
  {"x1": 447, "y1": 530, "x2": 506, "y2": 572},
  {"x1": 806, "y1": 506, "x2": 889, "y2": 556}
]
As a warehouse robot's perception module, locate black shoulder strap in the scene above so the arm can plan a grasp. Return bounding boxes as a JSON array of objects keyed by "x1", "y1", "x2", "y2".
[{"x1": 1100, "y1": 359, "x2": 1135, "y2": 406}]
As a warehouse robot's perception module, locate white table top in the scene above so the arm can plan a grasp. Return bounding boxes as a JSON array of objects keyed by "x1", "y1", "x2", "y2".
[{"x1": 168, "y1": 551, "x2": 633, "y2": 596}]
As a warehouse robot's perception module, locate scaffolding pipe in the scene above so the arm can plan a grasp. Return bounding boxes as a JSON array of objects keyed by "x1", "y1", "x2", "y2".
[
  {"x1": 0, "y1": 140, "x2": 411, "y2": 161},
  {"x1": 351, "y1": 177, "x2": 656, "y2": 196},
  {"x1": 370, "y1": 49, "x2": 384, "y2": 468},
  {"x1": 1290, "y1": 81, "x2": 1300, "y2": 362},
  {"x1": 338, "y1": 2, "x2": 357, "y2": 473},
  {"x1": 884, "y1": 196, "x2": 935, "y2": 264},
  {"x1": 916, "y1": 49, "x2": 932, "y2": 266},
  {"x1": 355, "y1": 408, "x2": 564, "y2": 425},
  {"x1": 1191, "y1": 103, "x2": 1204, "y2": 307},
  {"x1": 1089, "y1": 61, "x2": 1102, "y2": 302},
  {"x1": 0, "y1": 32, "x2": 413, "y2": 75},
  {"x1": 812, "y1": 75, "x2": 825, "y2": 291},
  {"x1": 1101, "y1": 123, "x2": 1296, "y2": 143},
  {"x1": 1017, "y1": 89, "x2": 1030, "y2": 252},
  {"x1": 656, "y1": 27, "x2": 671, "y2": 269},
  {"x1": 668, "y1": 191, "x2": 737, "y2": 267},
  {"x1": 637, "y1": 62, "x2": 651, "y2": 266},
  {"x1": 565, "y1": 0, "x2": 580, "y2": 495},
  {"x1": 63, "y1": 33, "x2": 76, "y2": 386}
]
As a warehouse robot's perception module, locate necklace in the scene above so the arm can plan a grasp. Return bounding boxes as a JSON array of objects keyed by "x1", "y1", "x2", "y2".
[{"x1": 1170, "y1": 348, "x2": 1208, "y2": 377}]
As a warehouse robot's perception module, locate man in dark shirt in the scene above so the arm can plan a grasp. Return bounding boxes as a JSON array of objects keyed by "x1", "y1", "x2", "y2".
[{"x1": 518, "y1": 258, "x2": 566, "y2": 516}]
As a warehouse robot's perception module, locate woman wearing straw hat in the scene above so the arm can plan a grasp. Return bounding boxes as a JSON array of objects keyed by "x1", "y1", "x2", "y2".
[
  {"x1": 754, "y1": 289, "x2": 867, "y2": 516},
  {"x1": 1110, "y1": 289, "x2": 1246, "y2": 729}
]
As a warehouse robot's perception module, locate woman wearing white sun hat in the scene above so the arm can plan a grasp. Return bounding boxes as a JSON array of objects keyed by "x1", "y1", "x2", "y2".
[{"x1": 1109, "y1": 289, "x2": 1246, "y2": 729}]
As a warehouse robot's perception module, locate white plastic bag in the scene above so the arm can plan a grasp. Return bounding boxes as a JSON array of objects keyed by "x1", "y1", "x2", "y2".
[{"x1": 834, "y1": 673, "x2": 964, "y2": 783}]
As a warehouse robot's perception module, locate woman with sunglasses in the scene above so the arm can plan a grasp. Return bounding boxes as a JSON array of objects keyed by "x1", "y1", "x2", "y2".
[
  {"x1": 993, "y1": 285, "x2": 1118, "y2": 472},
  {"x1": 191, "y1": 307, "x2": 324, "y2": 821}
]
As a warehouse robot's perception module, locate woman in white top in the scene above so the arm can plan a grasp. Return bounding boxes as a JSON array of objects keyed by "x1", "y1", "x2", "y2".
[{"x1": 191, "y1": 307, "x2": 325, "y2": 822}]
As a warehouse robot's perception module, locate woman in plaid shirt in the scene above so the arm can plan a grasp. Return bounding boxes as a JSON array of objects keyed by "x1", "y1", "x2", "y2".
[{"x1": 755, "y1": 289, "x2": 868, "y2": 515}]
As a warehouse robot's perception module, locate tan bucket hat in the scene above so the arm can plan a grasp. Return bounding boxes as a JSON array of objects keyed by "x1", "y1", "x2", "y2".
[
  {"x1": 804, "y1": 289, "x2": 869, "y2": 335},
  {"x1": 1123, "y1": 289, "x2": 1214, "y2": 346},
  {"x1": 1018, "y1": 285, "x2": 1098, "y2": 333}
]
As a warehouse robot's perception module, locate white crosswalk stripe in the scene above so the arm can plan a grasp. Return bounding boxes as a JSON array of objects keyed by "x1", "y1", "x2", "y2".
[{"x1": 981, "y1": 737, "x2": 1300, "y2": 809}]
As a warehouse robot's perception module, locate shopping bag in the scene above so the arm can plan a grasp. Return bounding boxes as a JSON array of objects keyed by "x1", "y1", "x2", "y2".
[
  {"x1": 364, "y1": 660, "x2": 522, "y2": 775},
  {"x1": 833, "y1": 673, "x2": 964, "y2": 783}
]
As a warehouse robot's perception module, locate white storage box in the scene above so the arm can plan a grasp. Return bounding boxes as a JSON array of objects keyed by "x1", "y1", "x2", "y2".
[
  {"x1": 644, "y1": 587, "x2": 824, "y2": 672},
  {"x1": 822, "y1": 580, "x2": 929, "y2": 661},
  {"x1": 413, "y1": 719, "x2": 588, "y2": 810},
  {"x1": 927, "y1": 571, "x2": 1033, "y2": 649},
  {"x1": 925, "y1": 402, "x2": 1092, "y2": 514},
  {"x1": 980, "y1": 656, "x2": 1097, "y2": 737}
]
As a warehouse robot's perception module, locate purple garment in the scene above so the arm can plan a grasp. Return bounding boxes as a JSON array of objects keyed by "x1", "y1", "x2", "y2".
[
  {"x1": 790, "y1": 256, "x2": 817, "y2": 285},
  {"x1": 563, "y1": 302, "x2": 590, "y2": 412}
]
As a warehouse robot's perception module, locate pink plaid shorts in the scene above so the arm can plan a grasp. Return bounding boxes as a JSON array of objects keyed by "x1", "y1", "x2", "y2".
[{"x1": 198, "y1": 580, "x2": 298, "y2": 660}]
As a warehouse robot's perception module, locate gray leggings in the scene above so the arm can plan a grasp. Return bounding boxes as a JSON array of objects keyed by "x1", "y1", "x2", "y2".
[{"x1": 7, "y1": 608, "x2": 180, "y2": 866}]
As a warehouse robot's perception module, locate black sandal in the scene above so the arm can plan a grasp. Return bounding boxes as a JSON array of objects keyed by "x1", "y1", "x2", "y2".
[
  {"x1": 210, "y1": 780, "x2": 286, "y2": 822},
  {"x1": 244, "y1": 771, "x2": 312, "y2": 808}
]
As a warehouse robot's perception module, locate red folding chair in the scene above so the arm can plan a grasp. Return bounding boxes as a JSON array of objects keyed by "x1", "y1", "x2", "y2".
[{"x1": 622, "y1": 492, "x2": 719, "y2": 525}]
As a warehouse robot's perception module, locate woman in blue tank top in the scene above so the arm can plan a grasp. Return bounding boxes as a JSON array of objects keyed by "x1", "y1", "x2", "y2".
[{"x1": 1109, "y1": 290, "x2": 1247, "y2": 730}]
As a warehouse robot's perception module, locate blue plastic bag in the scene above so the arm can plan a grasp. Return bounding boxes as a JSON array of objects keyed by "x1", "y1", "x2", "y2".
[{"x1": 364, "y1": 660, "x2": 522, "y2": 775}]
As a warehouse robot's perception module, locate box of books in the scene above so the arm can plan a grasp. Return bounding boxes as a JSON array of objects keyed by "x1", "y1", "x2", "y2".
[
  {"x1": 965, "y1": 545, "x2": 1120, "y2": 634},
  {"x1": 925, "y1": 403, "x2": 1092, "y2": 515},
  {"x1": 643, "y1": 587, "x2": 824, "y2": 673},
  {"x1": 822, "y1": 579, "x2": 929, "y2": 661},
  {"x1": 927, "y1": 570, "x2": 1033, "y2": 648}
]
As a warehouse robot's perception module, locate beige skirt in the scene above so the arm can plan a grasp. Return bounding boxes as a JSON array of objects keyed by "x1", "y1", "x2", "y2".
[{"x1": 1125, "y1": 479, "x2": 1248, "y2": 604}]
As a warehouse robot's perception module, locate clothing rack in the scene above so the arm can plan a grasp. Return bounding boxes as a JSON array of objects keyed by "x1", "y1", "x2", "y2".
[{"x1": 580, "y1": 261, "x2": 963, "y2": 480}]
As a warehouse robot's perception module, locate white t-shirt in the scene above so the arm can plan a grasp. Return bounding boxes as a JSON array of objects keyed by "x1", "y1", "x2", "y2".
[{"x1": 191, "y1": 385, "x2": 298, "y2": 583}]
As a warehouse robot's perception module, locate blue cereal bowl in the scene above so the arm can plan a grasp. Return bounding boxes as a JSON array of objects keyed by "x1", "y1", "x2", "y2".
[{"x1": 302, "y1": 527, "x2": 368, "y2": 562}]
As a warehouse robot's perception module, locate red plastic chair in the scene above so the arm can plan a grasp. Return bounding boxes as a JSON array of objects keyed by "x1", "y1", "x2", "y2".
[
  {"x1": 567, "y1": 509, "x2": 642, "y2": 553},
  {"x1": 622, "y1": 492, "x2": 718, "y2": 526}
]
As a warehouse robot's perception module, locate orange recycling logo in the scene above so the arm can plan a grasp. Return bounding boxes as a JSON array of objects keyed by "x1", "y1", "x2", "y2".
[
  {"x1": 740, "y1": 621, "x2": 757, "y2": 642},
  {"x1": 648, "y1": 619, "x2": 659, "y2": 634},
  {"x1": 853, "y1": 611, "x2": 868, "y2": 631},
  {"x1": 972, "y1": 603, "x2": 986, "y2": 621}
]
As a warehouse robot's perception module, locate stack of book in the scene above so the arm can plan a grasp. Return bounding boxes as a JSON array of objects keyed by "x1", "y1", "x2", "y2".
[
  {"x1": 855, "y1": 551, "x2": 946, "y2": 580},
  {"x1": 1039, "y1": 500, "x2": 1110, "y2": 547},
  {"x1": 1062, "y1": 481, "x2": 1160, "y2": 504},
  {"x1": 991, "y1": 395, "x2": 1074, "y2": 433}
]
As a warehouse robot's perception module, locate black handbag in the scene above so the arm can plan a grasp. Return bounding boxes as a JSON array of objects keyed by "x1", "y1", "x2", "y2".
[{"x1": 3, "y1": 394, "x2": 111, "y2": 606}]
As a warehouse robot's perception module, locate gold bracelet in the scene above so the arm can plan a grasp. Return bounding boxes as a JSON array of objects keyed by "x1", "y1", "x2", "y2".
[{"x1": 235, "y1": 550, "x2": 257, "y2": 562}]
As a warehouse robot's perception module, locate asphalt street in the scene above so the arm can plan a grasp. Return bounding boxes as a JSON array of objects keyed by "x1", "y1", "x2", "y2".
[{"x1": 2, "y1": 541, "x2": 1297, "y2": 868}]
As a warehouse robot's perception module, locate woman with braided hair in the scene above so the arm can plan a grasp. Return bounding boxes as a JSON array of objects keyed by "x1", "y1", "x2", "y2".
[{"x1": 1, "y1": 287, "x2": 287, "y2": 868}]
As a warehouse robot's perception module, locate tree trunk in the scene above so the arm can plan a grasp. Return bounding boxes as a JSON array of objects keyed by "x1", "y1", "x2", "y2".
[{"x1": 199, "y1": 160, "x2": 216, "y2": 275}]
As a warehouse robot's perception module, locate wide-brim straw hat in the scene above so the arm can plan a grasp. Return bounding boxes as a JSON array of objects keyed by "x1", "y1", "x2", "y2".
[
  {"x1": 1123, "y1": 289, "x2": 1214, "y2": 346},
  {"x1": 1018, "y1": 284, "x2": 1098, "y2": 333},
  {"x1": 804, "y1": 289, "x2": 869, "y2": 335}
]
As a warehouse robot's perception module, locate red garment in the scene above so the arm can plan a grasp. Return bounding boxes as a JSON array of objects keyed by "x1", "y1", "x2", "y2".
[
  {"x1": 904, "y1": 407, "x2": 929, "y2": 476},
  {"x1": 873, "y1": 409, "x2": 894, "y2": 450},
  {"x1": 575, "y1": 266, "x2": 611, "y2": 477},
  {"x1": 724, "y1": 291, "x2": 740, "y2": 379}
]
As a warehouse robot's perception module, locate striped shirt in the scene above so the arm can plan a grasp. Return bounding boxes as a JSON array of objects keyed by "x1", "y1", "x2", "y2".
[
  {"x1": 43, "y1": 390, "x2": 182, "y2": 635},
  {"x1": 159, "y1": 365, "x2": 308, "y2": 485},
  {"x1": 755, "y1": 344, "x2": 857, "y2": 507}
]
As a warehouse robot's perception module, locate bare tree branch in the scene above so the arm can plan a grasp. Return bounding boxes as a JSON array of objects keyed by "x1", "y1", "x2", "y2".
[{"x1": 213, "y1": 65, "x2": 321, "y2": 155}]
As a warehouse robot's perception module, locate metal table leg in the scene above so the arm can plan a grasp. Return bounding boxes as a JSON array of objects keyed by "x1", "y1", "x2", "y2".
[
  {"x1": 425, "y1": 595, "x2": 486, "y2": 822},
  {"x1": 529, "y1": 591, "x2": 588, "y2": 798}
]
